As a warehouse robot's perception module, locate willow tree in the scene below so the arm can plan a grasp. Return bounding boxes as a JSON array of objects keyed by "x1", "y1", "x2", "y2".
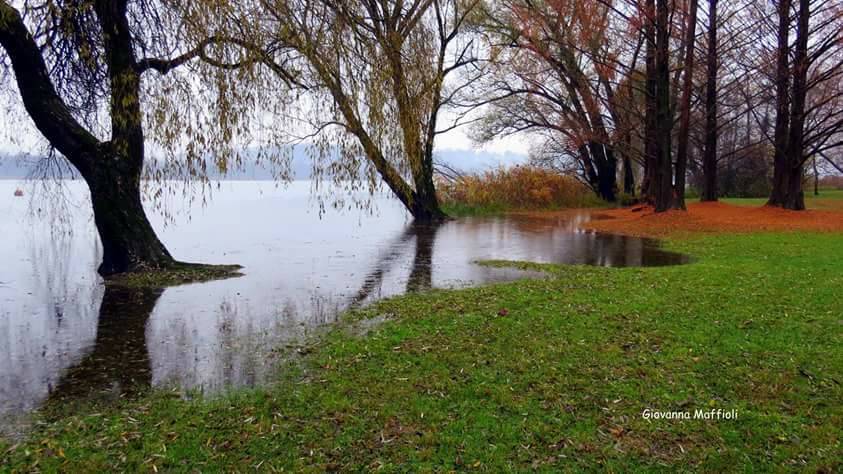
[
  {"x1": 0, "y1": 0, "x2": 277, "y2": 275},
  {"x1": 257, "y1": 0, "x2": 482, "y2": 221}
]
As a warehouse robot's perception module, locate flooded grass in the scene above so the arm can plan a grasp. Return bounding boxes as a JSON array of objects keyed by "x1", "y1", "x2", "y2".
[
  {"x1": 104, "y1": 263, "x2": 244, "y2": 289},
  {"x1": 2, "y1": 232, "x2": 841, "y2": 471}
]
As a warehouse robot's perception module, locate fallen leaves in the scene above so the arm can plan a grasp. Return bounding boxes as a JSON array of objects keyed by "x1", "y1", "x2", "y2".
[{"x1": 581, "y1": 201, "x2": 843, "y2": 238}]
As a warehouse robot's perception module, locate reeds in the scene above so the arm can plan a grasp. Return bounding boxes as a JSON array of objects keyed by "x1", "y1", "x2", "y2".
[{"x1": 437, "y1": 166, "x2": 599, "y2": 213}]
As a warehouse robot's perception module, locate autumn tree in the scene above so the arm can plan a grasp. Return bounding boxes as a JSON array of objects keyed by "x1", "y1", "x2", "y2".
[
  {"x1": 253, "y1": 0, "x2": 482, "y2": 221},
  {"x1": 753, "y1": 0, "x2": 843, "y2": 210},
  {"x1": 471, "y1": 0, "x2": 635, "y2": 202},
  {"x1": 0, "y1": 0, "x2": 271, "y2": 274}
]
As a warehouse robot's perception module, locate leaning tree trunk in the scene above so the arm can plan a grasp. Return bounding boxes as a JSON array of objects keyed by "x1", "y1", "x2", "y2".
[
  {"x1": 87, "y1": 152, "x2": 174, "y2": 275},
  {"x1": 409, "y1": 190, "x2": 447, "y2": 222},
  {"x1": 410, "y1": 148, "x2": 448, "y2": 222},
  {"x1": 0, "y1": 0, "x2": 178, "y2": 276}
]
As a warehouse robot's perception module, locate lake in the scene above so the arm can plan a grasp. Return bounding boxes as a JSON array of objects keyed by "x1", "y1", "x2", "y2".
[{"x1": 0, "y1": 180, "x2": 686, "y2": 430}]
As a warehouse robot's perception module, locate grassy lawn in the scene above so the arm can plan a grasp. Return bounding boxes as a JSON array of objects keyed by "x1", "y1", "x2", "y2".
[
  {"x1": 722, "y1": 189, "x2": 843, "y2": 209},
  {"x1": 2, "y1": 232, "x2": 842, "y2": 472}
]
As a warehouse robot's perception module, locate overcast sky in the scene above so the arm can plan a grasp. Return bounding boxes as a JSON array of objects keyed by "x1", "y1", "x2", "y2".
[{"x1": 1, "y1": 103, "x2": 529, "y2": 173}]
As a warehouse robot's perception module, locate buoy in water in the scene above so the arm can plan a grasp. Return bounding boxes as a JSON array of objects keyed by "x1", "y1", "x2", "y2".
[{"x1": 14, "y1": 189, "x2": 24, "y2": 197}]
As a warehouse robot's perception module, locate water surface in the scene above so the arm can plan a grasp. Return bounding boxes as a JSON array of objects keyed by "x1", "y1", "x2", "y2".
[{"x1": 0, "y1": 180, "x2": 686, "y2": 427}]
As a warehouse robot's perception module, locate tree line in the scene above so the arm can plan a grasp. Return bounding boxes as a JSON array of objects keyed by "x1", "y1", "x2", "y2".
[{"x1": 1, "y1": 0, "x2": 841, "y2": 275}]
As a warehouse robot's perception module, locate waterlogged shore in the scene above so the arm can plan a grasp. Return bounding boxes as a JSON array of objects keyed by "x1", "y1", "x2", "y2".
[
  {"x1": 2, "y1": 231, "x2": 841, "y2": 471},
  {"x1": 1, "y1": 181, "x2": 686, "y2": 428}
]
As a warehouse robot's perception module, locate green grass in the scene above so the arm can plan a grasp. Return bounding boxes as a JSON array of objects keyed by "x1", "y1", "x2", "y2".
[
  {"x1": 722, "y1": 188, "x2": 843, "y2": 208},
  {"x1": 2, "y1": 233, "x2": 842, "y2": 472}
]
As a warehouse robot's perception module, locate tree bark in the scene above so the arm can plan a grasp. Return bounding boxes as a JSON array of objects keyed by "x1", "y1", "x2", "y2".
[
  {"x1": 654, "y1": 0, "x2": 674, "y2": 212},
  {"x1": 0, "y1": 0, "x2": 177, "y2": 275},
  {"x1": 589, "y1": 142, "x2": 618, "y2": 202},
  {"x1": 88, "y1": 150, "x2": 174, "y2": 275},
  {"x1": 642, "y1": 0, "x2": 659, "y2": 203},
  {"x1": 774, "y1": 0, "x2": 809, "y2": 210},
  {"x1": 674, "y1": 0, "x2": 699, "y2": 210},
  {"x1": 623, "y1": 154, "x2": 636, "y2": 196},
  {"x1": 767, "y1": 0, "x2": 798, "y2": 209},
  {"x1": 700, "y1": 0, "x2": 719, "y2": 202}
]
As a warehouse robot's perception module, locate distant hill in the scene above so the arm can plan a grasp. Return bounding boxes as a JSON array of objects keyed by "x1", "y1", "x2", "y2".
[
  {"x1": 0, "y1": 146, "x2": 526, "y2": 180},
  {"x1": 0, "y1": 153, "x2": 45, "y2": 179}
]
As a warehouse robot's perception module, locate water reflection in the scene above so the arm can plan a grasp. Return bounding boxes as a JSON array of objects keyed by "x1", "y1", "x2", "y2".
[
  {"x1": 49, "y1": 286, "x2": 162, "y2": 402},
  {"x1": 0, "y1": 181, "x2": 688, "y2": 426},
  {"x1": 406, "y1": 224, "x2": 436, "y2": 293},
  {"x1": 353, "y1": 223, "x2": 441, "y2": 304}
]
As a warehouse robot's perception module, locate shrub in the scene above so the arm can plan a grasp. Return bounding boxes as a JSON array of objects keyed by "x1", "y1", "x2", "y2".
[{"x1": 437, "y1": 165, "x2": 598, "y2": 212}]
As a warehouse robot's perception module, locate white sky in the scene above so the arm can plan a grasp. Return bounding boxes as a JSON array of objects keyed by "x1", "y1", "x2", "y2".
[{"x1": 1, "y1": 96, "x2": 530, "y2": 161}]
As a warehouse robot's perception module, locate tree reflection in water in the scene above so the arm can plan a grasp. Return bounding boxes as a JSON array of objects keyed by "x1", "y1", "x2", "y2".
[{"x1": 48, "y1": 286, "x2": 162, "y2": 403}]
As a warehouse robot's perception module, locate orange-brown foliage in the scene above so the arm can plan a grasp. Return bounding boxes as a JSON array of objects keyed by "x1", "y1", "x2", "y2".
[{"x1": 581, "y1": 201, "x2": 843, "y2": 239}]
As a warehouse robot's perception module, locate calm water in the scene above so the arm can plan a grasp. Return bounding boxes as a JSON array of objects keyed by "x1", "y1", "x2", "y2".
[{"x1": 0, "y1": 180, "x2": 686, "y2": 428}]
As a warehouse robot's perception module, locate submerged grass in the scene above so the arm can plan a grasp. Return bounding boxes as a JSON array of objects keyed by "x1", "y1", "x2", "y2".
[
  {"x1": 2, "y1": 232, "x2": 841, "y2": 471},
  {"x1": 105, "y1": 263, "x2": 243, "y2": 288}
]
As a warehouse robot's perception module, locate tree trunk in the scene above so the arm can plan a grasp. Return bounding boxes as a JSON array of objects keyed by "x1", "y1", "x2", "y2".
[
  {"x1": 674, "y1": 0, "x2": 699, "y2": 210},
  {"x1": 409, "y1": 190, "x2": 447, "y2": 222},
  {"x1": 623, "y1": 154, "x2": 636, "y2": 196},
  {"x1": 768, "y1": 0, "x2": 795, "y2": 208},
  {"x1": 589, "y1": 142, "x2": 618, "y2": 202},
  {"x1": 87, "y1": 152, "x2": 174, "y2": 275},
  {"x1": 813, "y1": 158, "x2": 819, "y2": 195},
  {"x1": 776, "y1": 0, "x2": 809, "y2": 211},
  {"x1": 770, "y1": 166, "x2": 806, "y2": 210},
  {"x1": 653, "y1": 0, "x2": 674, "y2": 212},
  {"x1": 601, "y1": 146, "x2": 619, "y2": 202},
  {"x1": 412, "y1": 147, "x2": 448, "y2": 222},
  {"x1": 642, "y1": 0, "x2": 659, "y2": 203},
  {"x1": 701, "y1": 0, "x2": 719, "y2": 202},
  {"x1": 0, "y1": 1, "x2": 179, "y2": 276}
]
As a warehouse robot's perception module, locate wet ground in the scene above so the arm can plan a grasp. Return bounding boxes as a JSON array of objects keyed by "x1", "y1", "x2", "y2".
[{"x1": 0, "y1": 180, "x2": 687, "y2": 427}]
